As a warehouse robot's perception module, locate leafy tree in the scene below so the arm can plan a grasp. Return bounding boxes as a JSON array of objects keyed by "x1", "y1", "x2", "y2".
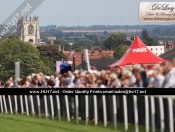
[
  {"x1": 143, "y1": 36, "x2": 159, "y2": 46},
  {"x1": 104, "y1": 31, "x2": 108, "y2": 36},
  {"x1": 130, "y1": 36, "x2": 135, "y2": 41},
  {"x1": 0, "y1": 38, "x2": 54, "y2": 81},
  {"x1": 142, "y1": 29, "x2": 149, "y2": 39},
  {"x1": 0, "y1": 38, "x2": 39, "y2": 64},
  {"x1": 104, "y1": 33, "x2": 127, "y2": 50},
  {"x1": 114, "y1": 45, "x2": 129, "y2": 59},
  {"x1": 37, "y1": 45, "x2": 67, "y2": 63}
]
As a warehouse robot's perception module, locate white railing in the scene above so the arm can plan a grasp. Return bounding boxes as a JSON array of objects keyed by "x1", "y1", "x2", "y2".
[{"x1": 0, "y1": 95, "x2": 174, "y2": 132}]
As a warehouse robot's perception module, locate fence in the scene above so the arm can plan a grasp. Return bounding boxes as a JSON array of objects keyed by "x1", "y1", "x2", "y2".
[{"x1": 0, "y1": 94, "x2": 174, "y2": 132}]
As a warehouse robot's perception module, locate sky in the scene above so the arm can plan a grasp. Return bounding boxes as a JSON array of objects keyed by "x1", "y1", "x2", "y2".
[{"x1": 0, "y1": 0, "x2": 175, "y2": 26}]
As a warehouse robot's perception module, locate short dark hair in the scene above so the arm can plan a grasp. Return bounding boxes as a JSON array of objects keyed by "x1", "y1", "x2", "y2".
[{"x1": 47, "y1": 80, "x2": 55, "y2": 87}]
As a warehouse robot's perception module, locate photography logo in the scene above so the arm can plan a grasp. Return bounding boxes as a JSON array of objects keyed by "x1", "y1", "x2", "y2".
[
  {"x1": 0, "y1": 0, "x2": 45, "y2": 44},
  {"x1": 139, "y1": 2, "x2": 175, "y2": 22}
]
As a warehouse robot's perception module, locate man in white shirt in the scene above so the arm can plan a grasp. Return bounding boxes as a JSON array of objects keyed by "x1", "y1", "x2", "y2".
[
  {"x1": 67, "y1": 71, "x2": 75, "y2": 87},
  {"x1": 54, "y1": 72, "x2": 60, "y2": 88},
  {"x1": 163, "y1": 62, "x2": 175, "y2": 88},
  {"x1": 152, "y1": 69, "x2": 165, "y2": 88}
]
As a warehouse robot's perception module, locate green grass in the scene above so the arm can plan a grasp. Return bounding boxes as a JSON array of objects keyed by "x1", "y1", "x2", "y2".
[{"x1": 0, "y1": 113, "x2": 156, "y2": 132}]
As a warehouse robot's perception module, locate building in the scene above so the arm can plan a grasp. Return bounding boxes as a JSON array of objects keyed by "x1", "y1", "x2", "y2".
[
  {"x1": 147, "y1": 46, "x2": 165, "y2": 56},
  {"x1": 17, "y1": 16, "x2": 41, "y2": 47},
  {"x1": 165, "y1": 41, "x2": 175, "y2": 52},
  {"x1": 63, "y1": 50, "x2": 114, "y2": 66},
  {"x1": 159, "y1": 47, "x2": 175, "y2": 61}
]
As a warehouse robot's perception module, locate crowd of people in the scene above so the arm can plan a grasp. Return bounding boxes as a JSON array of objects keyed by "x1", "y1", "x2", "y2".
[{"x1": 1, "y1": 59, "x2": 175, "y2": 88}]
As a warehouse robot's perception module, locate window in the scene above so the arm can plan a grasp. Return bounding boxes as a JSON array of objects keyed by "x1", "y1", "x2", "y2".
[
  {"x1": 156, "y1": 48, "x2": 157, "y2": 50},
  {"x1": 29, "y1": 39, "x2": 33, "y2": 43},
  {"x1": 160, "y1": 48, "x2": 162, "y2": 50},
  {"x1": 156, "y1": 53, "x2": 157, "y2": 55},
  {"x1": 28, "y1": 25, "x2": 34, "y2": 34},
  {"x1": 151, "y1": 48, "x2": 153, "y2": 50}
]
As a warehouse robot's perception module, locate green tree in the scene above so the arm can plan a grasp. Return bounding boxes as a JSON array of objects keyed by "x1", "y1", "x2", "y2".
[
  {"x1": 0, "y1": 38, "x2": 40, "y2": 64},
  {"x1": 130, "y1": 36, "x2": 135, "y2": 41},
  {"x1": 142, "y1": 29, "x2": 149, "y2": 39},
  {"x1": 104, "y1": 33, "x2": 127, "y2": 50},
  {"x1": 143, "y1": 36, "x2": 159, "y2": 46},
  {"x1": 37, "y1": 45, "x2": 67, "y2": 63},
  {"x1": 114, "y1": 45, "x2": 129, "y2": 59},
  {"x1": 0, "y1": 38, "x2": 54, "y2": 81}
]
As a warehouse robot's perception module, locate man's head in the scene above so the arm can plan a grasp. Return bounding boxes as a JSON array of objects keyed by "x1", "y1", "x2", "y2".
[
  {"x1": 36, "y1": 74, "x2": 41, "y2": 82},
  {"x1": 67, "y1": 71, "x2": 73, "y2": 77},
  {"x1": 54, "y1": 72, "x2": 59, "y2": 78},
  {"x1": 153, "y1": 69, "x2": 159, "y2": 78},
  {"x1": 80, "y1": 71, "x2": 86, "y2": 77},
  {"x1": 166, "y1": 62, "x2": 174, "y2": 72},
  {"x1": 38, "y1": 72, "x2": 43, "y2": 77},
  {"x1": 27, "y1": 76, "x2": 32, "y2": 82}
]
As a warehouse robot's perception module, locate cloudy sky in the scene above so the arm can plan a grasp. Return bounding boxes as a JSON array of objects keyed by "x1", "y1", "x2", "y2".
[{"x1": 0, "y1": 0, "x2": 174, "y2": 26}]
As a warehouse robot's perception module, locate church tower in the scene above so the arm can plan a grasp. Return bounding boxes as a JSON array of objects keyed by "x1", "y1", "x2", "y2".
[{"x1": 17, "y1": 16, "x2": 41, "y2": 47}]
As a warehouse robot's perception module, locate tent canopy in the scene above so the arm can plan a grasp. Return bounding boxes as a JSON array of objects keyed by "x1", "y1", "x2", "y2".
[{"x1": 109, "y1": 36, "x2": 168, "y2": 67}]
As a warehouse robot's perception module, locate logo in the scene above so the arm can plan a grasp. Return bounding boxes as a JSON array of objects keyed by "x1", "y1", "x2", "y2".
[
  {"x1": 139, "y1": 2, "x2": 175, "y2": 22},
  {"x1": 132, "y1": 48, "x2": 147, "y2": 53}
]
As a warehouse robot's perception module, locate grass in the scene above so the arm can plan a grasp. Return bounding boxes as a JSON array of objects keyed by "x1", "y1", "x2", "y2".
[{"x1": 0, "y1": 113, "x2": 157, "y2": 132}]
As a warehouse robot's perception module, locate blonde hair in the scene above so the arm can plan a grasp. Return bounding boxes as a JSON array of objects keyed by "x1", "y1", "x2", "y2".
[{"x1": 109, "y1": 73, "x2": 117, "y2": 80}]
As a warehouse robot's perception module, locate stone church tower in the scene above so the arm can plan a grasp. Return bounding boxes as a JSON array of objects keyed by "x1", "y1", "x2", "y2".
[{"x1": 17, "y1": 16, "x2": 41, "y2": 47}]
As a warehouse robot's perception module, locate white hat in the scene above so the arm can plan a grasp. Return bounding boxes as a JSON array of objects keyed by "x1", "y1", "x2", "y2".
[
  {"x1": 50, "y1": 75, "x2": 54, "y2": 79},
  {"x1": 147, "y1": 70, "x2": 154, "y2": 76},
  {"x1": 74, "y1": 70, "x2": 79, "y2": 74},
  {"x1": 31, "y1": 73, "x2": 36, "y2": 78},
  {"x1": 45, "y1": 76, "x2": 50, "y2": 80}
]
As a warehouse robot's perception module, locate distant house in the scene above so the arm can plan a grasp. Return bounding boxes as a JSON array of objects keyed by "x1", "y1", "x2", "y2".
[
  {"x1": 165, "y1": 41, "x2": 175, "y2": 52},
  {"x1": 159, "y1": 48, "x2": 175, "y2": 61},
  {"x1": 147, "y1": 46, "x2": 165, "y2": 56},
  {"x1": 63, "y1": 50, "x2": 115, "y2": 66},
  {"x1": 76, "y1": 58, "x2": 118, "y2": 70}
]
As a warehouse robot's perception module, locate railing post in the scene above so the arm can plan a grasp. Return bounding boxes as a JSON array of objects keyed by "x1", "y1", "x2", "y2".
[
  {"x1": 8, "y1": 95, "x2": 13, "y2": 114},
  {"x1": 168, "y1": 98, "x2": 174, "y2": 132},
  {"x1": 93, "y1": 95, "x2": 98, "y2": 126},
  {"x1": 145, "y1": 96, "x2": 149, "y2": 132},
  {"x1": 85, "y1": 95, "x2": 89, "y2": 125},
  {"x1": 56, "y1": 95, "x2": 61, "y2": 121},
  {"x1": 25, "y1": 95, "x2": 29, "y2": 116},
  {"x1": 151, "y1": 96, "x2": 155, "y2": 132},
  {"x1": 159, "y1": 97, "x2": 164, "y2": 132},
  {"x1": 123, "y1": 95, "x2": 128, "y2": 131},
  {"x1": 37, "y1": 95, "x2": 41, "y2": 118},
  {"x1": 133, "y1": 95, "x2": 139, "y2": 132},
  {"x1": 113, "y1": 95, "x2": 117, "y2": 130},
  {"x1": 102, "y1": 95, "x2": 107, "y2": 127},
  {"x1": 65, "y1": 95, "x2": 70, "y2": 122},
  {"x1": 75, "y1": 95, "x2": 79, "y2": 124}
]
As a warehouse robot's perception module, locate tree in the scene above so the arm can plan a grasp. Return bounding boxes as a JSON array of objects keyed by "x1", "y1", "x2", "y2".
[
  {"x1": 104, "y1": 33, "x2": 127, "y2": 50},
  {"x1": 0, "y1": 38, "x2": 54, "y2": 81},
  {"x1": 104, "y1": 31, "x2": 108, "y2": 36},
  {"x1": 114, "y1": 45, "x2": 129, "y2": 59},
  {"x1": 130, "y1": 36, "x2": 135, "y2": 41},
  {"x1": 37, "y1": 45, "x2": 67, "y2": 63},
  {"x1": 0, "y1": 37, "x2": 40, "y2": 64},
  {"x1": 143, "y1": 36, "x2": 159, "y2": 46},
  {"x1": 142, "y1": 29, "x2": 149, "y2": 39}
]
